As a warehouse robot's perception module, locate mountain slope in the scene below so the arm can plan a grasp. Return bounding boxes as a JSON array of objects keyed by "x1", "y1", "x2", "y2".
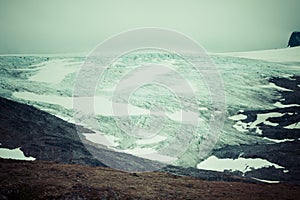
[{"x1": 0, "y1": 96, "x2": 163, "y2": 171}]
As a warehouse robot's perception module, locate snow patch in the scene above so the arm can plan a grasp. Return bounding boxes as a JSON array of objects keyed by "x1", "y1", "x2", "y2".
[
  {"x1": 197, "y1": 155, "x2": 284, "y2": 174},
  {"x1": 263, "y1": 120, "x2": 278, "y2": 126},
  {"x1": 252, "y1": 112, "x2": 283, "y2": 127},
  {"x1": 284, "y1": 123, "x2": 300, "y2": 129},
  {"x1": 273, "y1": 102, "x2": 300, "y2": 108},
  {"x1": 263, "y1": 137, "x2": 295, "y2": 143},
  {"x1": 251, "y1": 177, "x2": 280, "y2": 184},
  {"x1": 232, "y1": 112, "x2": 283, "y2": 133},
  {"x1": 232, "y1": 121, "x2": 248, "y2": 133},
  {"x1": 228, "y1": 114, "x2": 247, "y2": 121},
  {"x1": 0, "y1": 147, "x2": 36, "y2": 161}
]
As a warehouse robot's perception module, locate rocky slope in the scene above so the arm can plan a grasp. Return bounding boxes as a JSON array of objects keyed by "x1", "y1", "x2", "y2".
[
  {"x1": 0, "y1": 96, "x2": 163, "y2": 171},
  {"x1": 0, "y1": 96, "x2": 256, "y2": 182}
]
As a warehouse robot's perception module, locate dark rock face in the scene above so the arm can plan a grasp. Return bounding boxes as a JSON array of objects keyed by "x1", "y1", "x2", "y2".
[
  {"x1": 288, "y1": 32, "x2": 300, "y2": 47},
  {"x1": 213, "y1": 76, "x2": 300, "y2": 183},
  {"x1": 213, "y1": 141, "x2": 300, "y2": 183},
  {"x1": 0, "y1": 97, "x2": 105, "y2": 167},
  {"x1": 0, "y1": 97, "x2": 164, "y2": 171}
]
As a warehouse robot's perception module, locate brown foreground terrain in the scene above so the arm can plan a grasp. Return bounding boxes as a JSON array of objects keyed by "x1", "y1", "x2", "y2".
[{"x1": 0, "y1": 159, "x2": 299, "y2": 200}]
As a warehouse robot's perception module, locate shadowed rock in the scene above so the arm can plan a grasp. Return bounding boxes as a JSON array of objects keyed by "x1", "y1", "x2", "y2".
[
  {"x1": 288, "y1": 32, "x2": 300, "y2": 47},
  {"x1": 0, "y1": 97, "x2": 163, "y2": 171}
]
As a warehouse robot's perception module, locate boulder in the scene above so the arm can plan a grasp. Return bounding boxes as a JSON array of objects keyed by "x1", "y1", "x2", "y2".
[{"x1": 288, "y1": 32, "x2": 300, "y2": 47}]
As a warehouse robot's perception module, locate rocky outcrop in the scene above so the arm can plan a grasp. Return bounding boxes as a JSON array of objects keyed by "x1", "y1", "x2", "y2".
[
  {"x1": 212, "y1": 76, "x2": 300, "y2": 183},
  {"x1": 0, "y1": 97, "x2": 105, "y2": 166},
  {"x1": 0, "y1": 97, "x2": 163, "y2": 171},
  {"x1": 288, "y1": 32, "x2": 300, "y2": 47},
  {"x1": 212, "y1": 141, "x2": 300, "y2": 183}
]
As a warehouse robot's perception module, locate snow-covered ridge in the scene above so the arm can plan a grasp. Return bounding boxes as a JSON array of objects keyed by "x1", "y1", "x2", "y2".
[{"x1": 213, "y1": 46, "x2": 300, "y2": 63}]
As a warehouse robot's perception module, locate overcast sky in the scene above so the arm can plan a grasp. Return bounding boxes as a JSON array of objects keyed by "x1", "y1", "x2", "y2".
[{"x1": 0, "y1": 0, "x2": 300, "y2": 54}]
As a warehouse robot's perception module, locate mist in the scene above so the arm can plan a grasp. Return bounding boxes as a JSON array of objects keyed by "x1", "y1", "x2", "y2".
[{"x1": 0, "y1": 0, "x2": 300, "y2": 54}]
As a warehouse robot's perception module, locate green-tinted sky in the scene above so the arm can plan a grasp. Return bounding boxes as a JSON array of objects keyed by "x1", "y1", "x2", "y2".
[{"x1": 0, "y1": 0, "x2": 300, "y2": 53}]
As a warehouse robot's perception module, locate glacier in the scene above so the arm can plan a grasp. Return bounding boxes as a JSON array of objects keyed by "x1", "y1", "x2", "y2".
[{"x1": 0, "y1": 47, "x2": 299, "y2": 170}]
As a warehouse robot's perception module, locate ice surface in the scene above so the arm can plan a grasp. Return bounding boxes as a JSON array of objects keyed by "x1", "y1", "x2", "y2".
[
  {"x1": 13, "y1": 92, "x2": 73, "y2": 109},
  {"x1": 83, "y1": 133, "x2": 119, "y2": 147},
  {"x1": 29, "y1": 59, "x2": 82, "y2": 84},
  {"x1": 1, "y1": 47, "x2": 300, "y2": 167},
  {"x1": 115, "y1": 147, "x2": 177, "y2": 163}
]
